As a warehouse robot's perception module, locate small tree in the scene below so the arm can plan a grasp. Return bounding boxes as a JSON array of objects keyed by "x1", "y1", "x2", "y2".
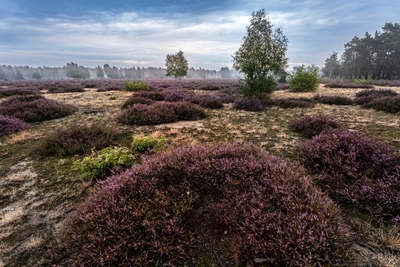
[
  {"x1": 233, "y1": 9, "x2": 288, "y2": 98},
  {"x1": 289, "y1": 65, "x2": 320, "y2": 92},
  {"x1": 32, "y1": 71, "x2": 42, "y2": 80},
  {"x1": 165, "y1": 50, "x2": 189, "y2": 81}
]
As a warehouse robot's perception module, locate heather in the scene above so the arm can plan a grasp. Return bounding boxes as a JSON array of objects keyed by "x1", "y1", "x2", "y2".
[
  {"x1": 313, "y1": 95, "x2": 353, "y2": 105},
  {"x1": 267, "y1": 97, "x2": 316, "y2": 108},
  {"x1": 289, "y1": 115, "x2": 342, "y2": 138},
  {"x1": 324, "y1": 82, "x2": 375, "y2": 89},
  {"x1": 362, "y1": 95, "x2": 400, "y2": 113},
  {"x1": 0, "y1": 94, "x2": 78, "y2": 122},
  {"x1": 0, "y1": 115, "x2": 27, "y2": 136},
  {"x1": 35, "y1": 123, "x2": 121, "y2": 156},
  {"x1": 0, "y1": 86, "x2": 41, "y2": 98},
  {"x1": 298, "y1": 129, "x2": 400, "y2": 219},
  {"x1": 59, "y1": 142, "x2": 354, "y2": 266},
  {"x1": 120, "y1": 96, "x2": 154, "y2": 109},
  {"x1": 132, "y1": 90, "x2": 165, "y2": 101},
  {"x1": 354, "y1": 89, "x2": 399, "y2": 105},
  {"x1": 232, "y1": 97, "x2": 264, "y2": 111}
]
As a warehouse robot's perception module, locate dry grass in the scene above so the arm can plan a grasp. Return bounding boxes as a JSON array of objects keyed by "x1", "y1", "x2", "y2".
[{"x1": 1, "y1": 81, "x2": 400, "y2": 265}]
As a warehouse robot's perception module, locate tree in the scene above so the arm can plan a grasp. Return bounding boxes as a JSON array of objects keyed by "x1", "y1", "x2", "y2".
[
  {"x1": 32, "y1": 71, "x2": 42, "y2": 80},
  {"x1": 220, "y1": 67, "x2": 231, "y2": 78},
  {"x1": 65, "y1": 62, "x2": 90, "y2": 79},
  {"x1": 322, "y1": 52, "x2": 341, "y2": 79},
  {"x1": 96, "y1": 65, "x2": 104, "y2": 79},
  {"x1": 165, "y1": 50, "x2": 189, "y2": 80},
  {"x1": 15, "y1": 69, "x2": 25, "y2": 80},
  {"x1": 232, "y1": 9, "x2": 288, "y2": 98}
]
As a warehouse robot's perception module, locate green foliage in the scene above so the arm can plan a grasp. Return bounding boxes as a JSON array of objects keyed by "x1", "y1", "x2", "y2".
[
  {"x1": 289, "y1": 65, "x2": 321, "y2": 92},
  {"x1": 73, "y1": 146, "x2": 136, "y2": 180},
  {"x1": 65, "y1": 62, "x2": 90, "y2": 79},
  {"x1": 131, "y1": 136, "x2": 167, "y2": 153},
  {"x1": 232, "y1": 9, "x2": 288, "y2": 98},
  {"x1": 165, "y1": 50, "x2": 189, "y2": 80},
  {"x1": 123, "y1": 80, "x2": 150, "y2": 92}
]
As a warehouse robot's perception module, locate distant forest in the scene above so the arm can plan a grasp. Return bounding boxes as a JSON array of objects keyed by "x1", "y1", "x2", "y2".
[{"x1": 0, "y1": 63, "x2": 239, "y2": 81}]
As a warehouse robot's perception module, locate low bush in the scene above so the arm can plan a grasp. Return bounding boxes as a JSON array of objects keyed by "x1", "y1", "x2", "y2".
[
  {"x1": 199, "y1": 85, "x2": 221, "y2": 91},
  {"x1": 60, "y1": 142, "x2": 353, "y2": 266},
  {"x1": 288, "y1": 65, "x2": 320, "y2": 92},
  {"x1": 194, "y1": 95, "x2": 224, "y2": 109},
  {"x1": 298, "y1": 129, "x2": 400, "y2": 219},
  {"x1": 214, "y1": 92, "x2": 236, "y2": 103},
  {"x1": 132, "y1": 90, "x2": 165, "y2": 101},
  {"x1": 123, "y1": 80, "x2": 150, "y2": 92},
  {"x1": 0, "y1": 115, "x2": 27, "y2": 137},
  {"x1": 313, "y1": 95, "x2": 353, "y2": 105},
  {"x1": 324, "y1": 82, "x2": 374, "y2": 89},
  {"x1": 268, "y1": 97, "x2": 316, "y2": 109},
  {"x1": 0, "y1": 86, "x2": 41, "y2": 98},
  {"x1": 131, "y1": 136, "x2": 167, "y2": 153},
  {"x1": 121, "y1": 96, "x2": 154, "y2": 109},
  {"x1": 171, "y1": 102, "x2": 207, "y2": 120},
  {"x1": 116, "y1": 103, "x2": 178, "y2": 125},
  {"x1": 164, "y1": 90, "x2": 192, "y2": 102},
  {"x1": 289, "y1": 115, "x2": 342, "y2": 138},
  {"x1": 47, "y1": 83, "x2": 84, "y2": 93},
  {"x1": 35, "y1": 122, "x2": 120, "y2": 156},
  {"x1": 73, "y1": 146, "x2": 136, "y2": 180},
  {"x1": 362, "y1": 95, "x2": 400, "y2": 113},
  {"x1": 354, "y1": 89, "x2": 399, "y2": 105},
  {"x1": 0, "y1": 95, "x2": 78, "y2": 122},
  {"x1": 232, "y1": 97, "x2": 264, "y2": 111}
]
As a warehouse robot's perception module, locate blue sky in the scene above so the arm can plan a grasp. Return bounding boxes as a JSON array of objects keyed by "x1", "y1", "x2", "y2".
[{"x1": 1, "y1": 0, "x2": 399, "y2": 70}]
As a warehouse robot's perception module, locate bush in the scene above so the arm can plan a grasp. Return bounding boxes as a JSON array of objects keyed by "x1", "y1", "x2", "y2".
[
  {"x1": 47, "y1": 83, "x2": 84, "y2": 93},
  {"x1": 0, "y1": 115, "x2": 27, "y2": 137},
  {"x1": 362, "y1": 95, "x2": 400, "y2": 113},
  {"x1": 120, "y1": 96, "x2": 154, "y2": 109},
  {"x1": 196, "y1": 95, "x2": 224, "y2": 109},
  {"x1": 60, "y1": 142, "x2": 353, "y2": 266},
  {"x1": 298, "y1": 129, "x2": 400, "y2": 219},
  {"x1": 123, "y1": 80, "x2": 150, "y2": 92},
  {"x1": 132, "y1": 90, "x2": 165, "y2": 101},
  {"x1": 0, "y1": 86, "x2": 41, "y2": 98},
  {"x1": 268, "y1": 97, "x2": 316, "y2": 108},
  {"x1": 131, "y1": 136, "x2": 167, "y2": 153},
  {"x1": 35, "y1": 123, "x2": 120, "y2": 156},
  {"x1": 0, "y1": 95, "x2": 78, "y2": 122},
  {"x1": 354, "y1": 89, "x2": 399, "y2": 105},
  {"x1": 164, "y1": 90, "x2": 192, "y2": 102},
  {"x1": 214, "y1": 92, "x2": 236, "y2": 103},
  {"x1": 289, "y1": 115, "x2": 342, "y2": 138},
  {"x1": 313, "y1": 95, "x2": 353, "y2": 105},
  {"x1": 116, "y1": 103, "x2": 178, "y2": 125},
  {"x1": 170, "y1": 102, "x2": 207, "y2": 120},
  {"x1": 73, "y1": 146, "x2": 136, "y2": 180},
  {"x1": 232, "y1": 97, "x2": 264, "y2": 111},
  {"x1": 289, "y1": 65, "x2": 320, "y2": 92},
  {"x1": 324, "y1": 82, "x2": 374, "y2": 89}
]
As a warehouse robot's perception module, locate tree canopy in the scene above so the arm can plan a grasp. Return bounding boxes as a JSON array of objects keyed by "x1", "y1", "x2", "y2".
[{"x1": 165, "y1": 50, "x2": 189, "y2": 80}]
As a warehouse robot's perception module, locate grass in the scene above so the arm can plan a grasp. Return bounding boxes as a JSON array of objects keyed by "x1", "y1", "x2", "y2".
[{"x1": 0, "y1": 80, "x2": 400, "y2": 266}]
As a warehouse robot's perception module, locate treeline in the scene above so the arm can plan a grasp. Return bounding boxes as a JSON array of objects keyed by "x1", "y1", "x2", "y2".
[
  {"x1": 0, "y1": 63, "x2": 238, "y2": 81},
  {"x1": 322, "y1": 22, "x2": 400, "y2": 80}
]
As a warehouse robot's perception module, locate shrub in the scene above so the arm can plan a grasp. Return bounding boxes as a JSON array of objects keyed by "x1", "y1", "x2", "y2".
[
  {"x1": 276, "y1": 83, "x2": 290, "y2": 90},
  {"x1": 73, "y1": 146, "x2": 136, "y2": 180},
  {"x1": 0, "y1": 95, "x2": 78, "y2": 122},
  {"x1": 164, "y1": 90, "x2": 192, "y2": 102},
  {"x1": 268, "y1": 97, "x2": 316, "y2": 108},
  {"x1": 47, "y1": 83, "x2": 84, "y2": 93},
  {"x1": 199, "y1": 85, "x2": 221, "y2": 91},
  {"x1": 313, "y1": 95, "x2": 353, "y2": 105},
  {"x1": 195, "y1": 95, "x2": 224, "y2": 109},
  {"x1": 0, "y1": 115, "x2": 27, "y2": 137},
  {"x1": 288, "y1": 65, "x2": 320, "y2": 92},
  {"x1": 354, "y1": 89, "x2": 399, "y2": 105},
  {"x1": 214, "y1": 92, "x2": 236, "y2": 103},
  {"x1": 131, "y1": 136, "x2": 167, "y2": 153},
  {"x1": 35, "y1": 123, "x2": 120, "y2": 156},
  {"x1": 233, "y1": 97, "x2": 264, "y2": 111},
  {"x1": 0, "y1": 86, "x2": 41, "y2": 98},
  {"x1": 170, "y1": 102, "x2": 207, "y2": 120},
  {"x1": 120, "y1": 96, "x2": 154, "y2": 109},
  {"x1": 123, "y1": 80, "x2": 150, "y2": 92},
  {"x1": 132, "y1": 90, "x2": 165, "y2": 101},
  {"x1": 116, "y1": 103, "x2": 178, "y2": 125},
  {"x1": 362, "y1": 96, "x2": 400, "y2": 113},
  {"x1": 298, "y1": 129, "x2": 400, "y2": 219},
  {"x1": 324, "y1": 82, "x2": 374, "y2": 89},
  {"x1": 289, "y1": 115, "x2": 342, "y2": 138},
  {"x1": 60, "y1": 142, "x2": 353, "y2": 266}
]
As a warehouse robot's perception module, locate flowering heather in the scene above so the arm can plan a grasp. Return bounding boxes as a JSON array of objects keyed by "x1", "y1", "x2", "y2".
[
  {"x1": 289, "y1": 115, "x2": 342, "y2": 138},
  {"x1": 362, "y1": 95, "x2": 400, "y2": 113},
  {"x1": 132, "y1": 90, "x2": 165, "y2": 101},
  {"x1": 60, "y1": 142, "x2": 353, "y2": 266},
  {"x1": 164, "y1": 90, "x2": 193, "y2": 102},
  {"x1": 0, "y1": 115, "x2": 27, "y2": 136},
  {"x1": 170, "y1": 101, "x2": 206, "y2": 120},
  {"x1": 116, "y1": 103, "x2": 178, "y2": 125},
  {"x1": 233, "y1": 97, "x2": 264, "y2": 111},
  {"x1": 0, "y1": 95, "x2": 78, "y2": 122},
  {"x1": 191, "y1": 94, "x2": 224, "y2": 109},
  {"x1": 354, "y1": 89, "x2": 399, "y2": 105},
  {"x1": 313, "y1": 95, "x2": 353, "y2": 105},
  {"x1": 0, "y1": 86, "x2": 41, "y2": 97},
  {"x1": 298, "y1": 129, "x2": 400, "y2": 218},
  {"x1": 120, "y1": 96, "x2": 154, "y2": 109},
  {"x1": 267, "y1": 97, "x2": 316, "y2": 109},
  {"x1": 324, "y1": 82, "x2": 374, "y2": 89}
]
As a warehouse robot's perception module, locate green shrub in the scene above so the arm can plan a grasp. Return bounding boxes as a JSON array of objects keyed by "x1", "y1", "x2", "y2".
[
  {"x1": 123, "y1": 80, "x2": 150, "y2": 92},
  {"x1": 73, "y1": 146, "x2": 136, "y2": 180},
  {"x1": 289, "y1": 65, "x2": 321, "y2": 92},
  {"x1": 131, "y1": 136, "x2": 167, "y2": 153}
]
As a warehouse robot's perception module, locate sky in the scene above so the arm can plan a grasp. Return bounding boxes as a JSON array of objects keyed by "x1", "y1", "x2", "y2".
[{"x1": 1, "y1": 0, "x2": 399, "y2": 71}]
